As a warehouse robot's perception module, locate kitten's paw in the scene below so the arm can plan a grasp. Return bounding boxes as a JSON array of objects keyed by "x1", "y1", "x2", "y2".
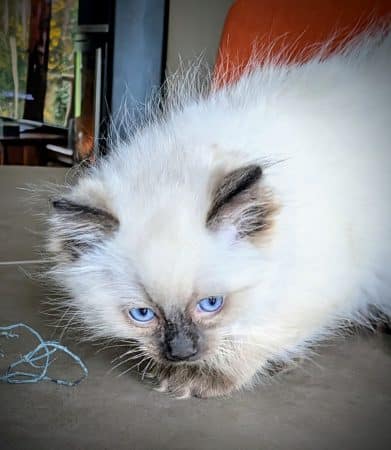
[
  {"x1": 154, "y1": 376, "x2": 192, "y2": 398},
  {"x1": 153, "y1": 378, "x2": 169, "y2": 393},
  {"x1": 188, "y1": 378, "x2": 236, "y2": 399},
  {"x1": 156, "y1": 367, "x2": 238, "y2": 399}
]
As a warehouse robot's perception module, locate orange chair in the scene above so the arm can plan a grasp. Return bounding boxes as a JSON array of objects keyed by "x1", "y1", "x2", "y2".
[{"x1": 214, "y1": 0, "x2": 391, "y2": 86}]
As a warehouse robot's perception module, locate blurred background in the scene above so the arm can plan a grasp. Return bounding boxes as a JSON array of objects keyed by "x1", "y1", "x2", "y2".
[{"x1": 0, "y1": 0, "x2": 232, "y2": 166}]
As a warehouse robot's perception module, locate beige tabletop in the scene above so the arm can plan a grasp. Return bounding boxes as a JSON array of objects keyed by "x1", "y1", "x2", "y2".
[{"x1": 0, "y1": 165, "x2": 390, "y2": 450}]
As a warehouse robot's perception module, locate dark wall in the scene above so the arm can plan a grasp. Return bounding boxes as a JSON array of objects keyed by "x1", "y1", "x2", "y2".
[
  {"x1": 111, "y1": 0, "x2": 167, "y2": 118},
  {"x1": 78, "y1": 0, "x2": 113, "y2": 25}
]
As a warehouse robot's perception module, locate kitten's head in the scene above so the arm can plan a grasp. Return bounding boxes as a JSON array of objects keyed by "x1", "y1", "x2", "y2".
[{"x1": 47, "y1": 159, "x2": 277, "y2": 376}]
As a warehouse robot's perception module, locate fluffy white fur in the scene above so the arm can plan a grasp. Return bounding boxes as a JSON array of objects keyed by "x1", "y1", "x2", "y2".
[{"x1": 47, "y1": 31, "x2": 391, "y2": 398}]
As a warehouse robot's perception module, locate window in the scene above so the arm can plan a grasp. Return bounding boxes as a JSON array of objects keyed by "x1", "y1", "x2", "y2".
[
  {"x1": 0, "y1": 0, "x2": 78, "y2": 127},
  {"x1": 45, "y1": 0, "x2": 78, "y2": 126}
]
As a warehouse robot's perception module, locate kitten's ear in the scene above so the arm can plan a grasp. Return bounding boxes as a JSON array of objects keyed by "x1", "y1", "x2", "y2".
[
  {"x1": 48, "y1": 197, "x2": 119, "y2": 259},
  {"x1": 206, "y1": 164, "x2": 274, "y2": 239}
]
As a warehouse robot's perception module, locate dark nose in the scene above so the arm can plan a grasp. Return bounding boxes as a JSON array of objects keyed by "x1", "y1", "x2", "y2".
[{"x1": 165, "y1": 333, "x2": 199, "y2": 361}]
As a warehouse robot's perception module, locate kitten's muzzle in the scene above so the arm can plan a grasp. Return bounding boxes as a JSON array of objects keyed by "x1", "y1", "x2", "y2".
[
  {"x1": 163, "y1": 321, "x2": 200, "y2": 362},
  {"x1": 165, "y1": 338, "x2": 199, "y2": 361}
]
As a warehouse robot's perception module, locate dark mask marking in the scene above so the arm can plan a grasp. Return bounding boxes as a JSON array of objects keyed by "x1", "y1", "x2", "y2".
[
  {"x1": 205, "y1": 164, "x2": 280, "y2": 239},
  {"x1": 163, "y1": 313, "x2": 200, "y2": 362},
  {"x1": 50, "y1": 198, "x2": 119, "y2": 259},
  {"x1": 206, "y1": 164, "x2": 263, "y2": 224},
  {"x1": 52, "y1": 199, "x2": 119, "y2": 231}
]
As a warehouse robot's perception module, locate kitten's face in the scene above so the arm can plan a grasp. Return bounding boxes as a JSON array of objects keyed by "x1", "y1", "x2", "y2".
[
  {"x1": 48, "y1": 163, "x2": 275, "y2": 372},
  {"x1": 123, "y1": 225, "x2": 267, "y2": 363}
]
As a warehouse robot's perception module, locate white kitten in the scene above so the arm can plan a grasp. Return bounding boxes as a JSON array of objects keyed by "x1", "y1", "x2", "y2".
[{"x1": 47, "y1": 31, "x2": 391, "y2": 398}]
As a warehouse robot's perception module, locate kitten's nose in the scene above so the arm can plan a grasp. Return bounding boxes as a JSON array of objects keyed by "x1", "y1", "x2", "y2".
[{"x1": 165, "y1": 334, "x2": 199, "y2": 361}]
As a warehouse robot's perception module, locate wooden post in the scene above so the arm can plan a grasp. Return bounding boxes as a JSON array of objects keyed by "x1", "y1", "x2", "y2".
[{"x1": 23, "y1": 0, "x2": 51, "y2": 122}]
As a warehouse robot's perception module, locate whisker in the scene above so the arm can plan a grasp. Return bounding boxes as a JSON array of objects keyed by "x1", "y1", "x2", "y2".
[
  {"x1": 141, "y1": 358, "x2": 155, "y2": 380},
  {"x1": 109, "y1": 351, "x2": 148, "y2": 372},
  {"x1": 118, "y1": 355, "x2": 150, "y2": 377},
  {"x1": 110, "y1": 347, "x2": 141, "y2": 364},
  {"x1": 94, "y1": 342, "x2": 136, "y2": 354}
]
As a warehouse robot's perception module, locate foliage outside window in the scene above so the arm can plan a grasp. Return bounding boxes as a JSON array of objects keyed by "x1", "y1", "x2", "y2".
[
  {"x1": 0, "y1": 0, "x2": 78, "y2": 127},
  {"x1": 0, "y1": 0, "x2": 30, "y2": 120},
  {"x1": 44, "y1": 0, "x2": 78, "y2": 126}
]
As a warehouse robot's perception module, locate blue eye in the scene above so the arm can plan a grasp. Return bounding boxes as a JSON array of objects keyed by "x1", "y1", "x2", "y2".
[
  {"x1": 129, "y1": 307, "x2": 155, "y2": 322},
  {"x1": 197, "y1": 296, "x2": 224, "y2": 313}
]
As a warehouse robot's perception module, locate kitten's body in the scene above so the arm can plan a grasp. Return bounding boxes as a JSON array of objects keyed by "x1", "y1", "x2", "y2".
[{"x1": 48, "y1": 33, "x2": 391, "y2": 397}]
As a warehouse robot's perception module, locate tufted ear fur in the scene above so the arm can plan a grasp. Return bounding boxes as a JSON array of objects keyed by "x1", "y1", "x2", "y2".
[
  {"x1": 206, "y1": 164, "x2": 274, "y2": 239},
  {"x1": 48, "y1": 198, "x2": 119, "y2": 259}
]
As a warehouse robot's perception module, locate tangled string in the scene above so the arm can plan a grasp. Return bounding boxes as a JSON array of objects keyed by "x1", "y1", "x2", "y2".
[{"x1": 0, "y1": 323, "x2": 88, "y2": 386}]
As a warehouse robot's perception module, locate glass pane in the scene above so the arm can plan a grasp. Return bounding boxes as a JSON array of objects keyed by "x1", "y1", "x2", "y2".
[
  {"x1": 44, "y1": 0, "x2": 78, "y2": 126},
  {"x1": 0, "y1": 0, "x2": 30, "y2": 120}
]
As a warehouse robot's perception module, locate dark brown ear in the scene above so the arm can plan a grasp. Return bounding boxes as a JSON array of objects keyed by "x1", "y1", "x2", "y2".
[
  {"x1": 49, "y1": 198, "x2": 119, "y2": 259},
  {"x1": 206, "y1": 164, "x2": 272, "y2": 238}
]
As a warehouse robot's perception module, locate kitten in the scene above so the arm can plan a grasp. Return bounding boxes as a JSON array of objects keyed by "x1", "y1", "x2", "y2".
[{"x1": 46, "y1": 32, "x2": 391, "y2": 398}]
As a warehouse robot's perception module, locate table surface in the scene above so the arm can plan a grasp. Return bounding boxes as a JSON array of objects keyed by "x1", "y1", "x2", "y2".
[{"x1": 0, "y1": 165, "x2": 390, "y2": 450}]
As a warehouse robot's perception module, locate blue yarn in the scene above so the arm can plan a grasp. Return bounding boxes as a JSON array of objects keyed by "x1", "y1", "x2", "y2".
[{"x1": 0, "y1": 323, "x2": 88, "y2": 386}]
